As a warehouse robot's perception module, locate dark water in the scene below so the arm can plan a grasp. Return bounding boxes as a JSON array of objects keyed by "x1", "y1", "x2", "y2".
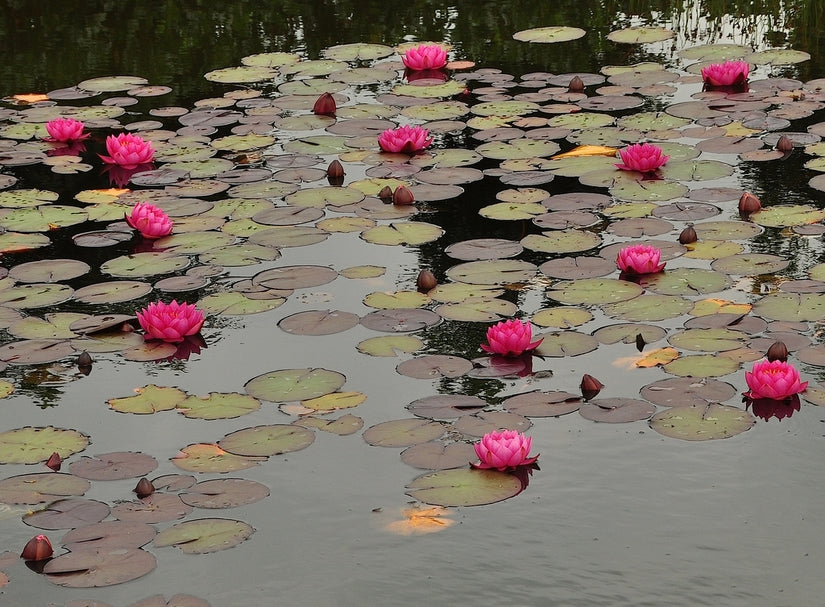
[{"x1": 1, "y1": 1, "x2": 825, "y2": 606}]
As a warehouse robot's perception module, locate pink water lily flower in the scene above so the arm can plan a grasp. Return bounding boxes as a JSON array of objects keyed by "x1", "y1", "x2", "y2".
[
  {"x1": 481, "y1": 319, "x2": 543, "y2": 357},
  {"x1": 137, "y1": 300, "x2": 205, "y2": 343},
  {"x1": 125, "y1": 202, "x2": 173, "y2": 239},
  {"x1": 701, "y1": 60, "x2": 749, "y2": 87},
  {"x1": 402, "y1": 43, "x2": 448, "y2": 71},
  {"x1": 471, "y1": 430, "x2": 539, "y2": 471},
  {"x1": 616, "y1": 244, "x2": 666, "y2": 275},
  {"x1": 744, "y1": 359, "x2": 807, "y2": 400},
  {"x1": 100, "y1": 133, "x2": 155, "y2": 168},
  {"x1": 615, "y1": 142, "x2": 669, "y2": 173},
  {"x1": 378, "y1": 125, "x2": 433, "y2": 154},
  {"x1": 44, "y1": 117, "x2": 89, "y2": 142}
]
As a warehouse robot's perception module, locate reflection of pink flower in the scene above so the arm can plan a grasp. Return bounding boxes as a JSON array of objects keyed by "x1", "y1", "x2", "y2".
[
  {"x1": 744, "y1": 359, "x2": 807, "y2": 400},
  {"x1": 402, "y1": 44, "x2": 448, "y2": 71},
  {"x1": 481, "y1": 319, "x2": 543, "y2": 357},
  {"x1": 471, "y1": 430, "x2": 539, "y2": 471},
  {"x1": 100, "y1": 133, "x2": 155, "y2": 168},
  {"x1": 45, "y1": 118, "x2": 89, "y2": 142},
  {"x1": 163, "y1": 333, "x2": 207, "y2": 362},
  {"x1": 746, "y1": 394, "x2": 801, "y2": 422},
  {"x1": 125, "y1": 202, "x2": 173, "y2": 239},
  {"x1": 615, "y1": 143, "x2": 669, "y2": 173},
  {"x1": 378, "y1": 125, "x2": 433, "y2": 153},
  {"x1": 405, "y1": 68, "x2": 448, "y2": 83},
  {"x1": 137, "y1": 300, "x2": 205, "y2": 343},
  {"x1": 616, "y1": 244, "x2": 665, "y2": 275},
  {"x1": 47, "y1": 141, "x2": 87, "y2": 157},
  {"x1": 701, "y1": 60, "x2": 749, "y2": 87},
  {"x1": 101, "y1": 163, "x2": 153, "y2": 188}
]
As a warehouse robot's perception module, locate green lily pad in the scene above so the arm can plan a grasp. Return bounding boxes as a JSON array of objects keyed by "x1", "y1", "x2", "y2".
[
  {"x1": 663, "y1": 354, "x2": 739, "y2": 378},
  {"x1": 752, "y1": 292, "x2": 825, "y2": 322},
  {"x1": 101, "y1": 253, "x2": 190, "y2": 278},
  {"x1": 668, "y1": 328, "x2": 749, "y2": 352},
  {"x1": 204, "y1": 66, "x2": 276, "y2": 83},
  {"x1": 608, "y1": 176, "x2": 689, "y2": 203},
  {"x1": 513, "y1": 26, "x2": 586, "y2": 43},
  {"x1": 660, "y1": 159, "x2": 733, "y2": 181},
  {"x1": 171, "y1": 444, "x2": 264, "y2": 473},
  {"x1": 278, "y1": 309, "x2": 360, "y2": 335},
  {"x1": 397, "y1": 357, "x2": 474, "y2": 381},
  {"x1": 361, "y1": 222, "x2": 444, "y2": 246},
  {"x1": 402, "y1": 101, "x2": 469, "y2": 121},
  {"x1": 281, "y1": 59, "x2": 346, "y2": 77},
  {"x1": 406, "y1": 468, "x2": 525, "y2": 506},
  {"x1": 476, "y1": 139, "x2": 560, "y2": 160},
  {"x1": 300, "y1": 391, "x2": 367, "y2": 412},
  {"x1": 0, "y1": 283, "x2": 73, "y2": 309},
  {"x1": 340, "y1": 265, "x2": 386, "y2": 279},
  {"x1": 649, "y1": 403, "x2": 755, "y2": 441},
  {"x1": 8, "y1": 312, "x2": 88, "y2": 340},
  {"x1": 108, "y1": 385, "x2": 187, "y2": 415},
  {"x1": 363, "y1": 418, "x2": 446, "y2": 447},
  {"x1": 294, "y1": 413, "x2": 365, "y2": 436},
  {"x1": 745, "y1": 48, "x2": 810, "y2": 65},
  {"x1": 285, "y1": 186, "x2": 365, "y2": 208},
  {"x1": 248, "y1": 226, "x2": 330, "y2": 248},
  {"x1": 0, "y1": 232, "x2": 50, "y2": 253},
  {"x1": 0, "y1": 205, "x2": 88, "y2": 232},
  {"x1": 693, "y1": 220, "x2": 762, "y2": 240},
  {"x1": 199, "y1": 243, "x2": 280, "y2": 267},
  {"x1": 241, "y1": 51, "x2": 301, "y2": 67},
  {"x1": 391, "y1": 81, "x2": 466, "y2": 98},
  {"x1": 607, "y1": 26, "x2": 674, "y2": 44},
  {"x1": 212, "y1": 133, "x2": 276, "y2": 152},
  {"x1": 521, "y1": 229, "x2": 601, "y2": 254},
  {"x1": 750, "y1": 204, "x2": 825, "y2": 227},
  {"x1": 364, "y1": 291, "x2": 430, "y2": 309},
  {"x1": 197, "y1": 292, "x2": 286, "y2": 315},
  {"x1": 435, "y1": 298, "x2": 518, "y2": 322},
  {"x1": 176, "y1": 393, "x2": 261, "y2": 420},
  {"x1": 0, "y1": 426, "x2": 89, "y2": 464},
  {"x1": 532, "y1": 306, "x2": 592, "y2": 328},
  {"x1": 535, "y1": 331, "x2": 598, "y2": 357},
  {"x1": 154, "y1": 231, "x2": 234, "y2": 255},
  {"x1": 73, "y1": 281, "x2": 153, "y2": 304},
  {"x1": 593, "y1": 323, "x2": 667, "y2": 345},
  {"x1": 227, "y1": 180, "x2": 299, "y2": 199},
  {"x1": 479, "y1": 202, "x2": 546, "y2": 220},
  {"x1": 678, "y1": 43, "x2": 750, "y2": 61},
  {"x1": 284, "y1": 135, "x2": 351, "y2": 155},
  {"x1": 400, "y1": 441, "x2": 478, "y2": 470},
  {"x1": 445, "y1": 259, "x2": 537, "y2": 285},
  {"x1": 549, "y1": 278, "x2": 643, "y2": 305},
  {"x1": 219, "y1": 425, "x2": 315, "y2": 457},
  {"x1": 244, "y1": 368, "x2": 346, "y2": 402},
  {"x1": 642, "y1": 268, "x2": 732, "y2": 296},
  {"x1": 710, "y1": 253, "x2": 789, "y2": 275},
  {"x1": 0, "y1": 188, "x2": 58, "y2": 208},
  {"x1": 154, "y1": 518, "x2": 254, "y2": 554},
  {"x1": 356, "y1": 335, "x2": 424, "y2": 357}
]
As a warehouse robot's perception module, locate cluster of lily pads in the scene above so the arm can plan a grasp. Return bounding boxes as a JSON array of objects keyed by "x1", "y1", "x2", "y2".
[{"x1": 0, "y1": 26, "x2": 825, "y2": 599}]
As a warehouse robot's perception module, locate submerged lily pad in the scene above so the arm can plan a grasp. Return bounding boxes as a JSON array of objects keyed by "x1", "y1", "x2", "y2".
[
  {"x1": 649, "y1": 403, "x2": 756, "y2": 441},
  {"x1": 406, "y1": 468, "x2": 525, "y2": 506}
]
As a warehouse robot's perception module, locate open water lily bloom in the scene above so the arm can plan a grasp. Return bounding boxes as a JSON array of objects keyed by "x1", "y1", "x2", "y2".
[
  {"x1": 481, "y1": 319, "x2": 543, "y2": 357},
  {"x1": 744, "y1": 359, "x2": 808, "y2": 400},
  {"x1": 100, "y1": 132, "x2": 155, "y2": 168},
  {"x1": 616, "y1": 244, "x2": 665, "y2": 275},
  {"x1": 137, "y1": 300, "x2": 205, "y2": 343},
  {"x1": 472, "y1": 430, "x2": 539, "y2": 471},
  {"x1": 377, "y1": 125, "x2": 433, "y2": 154},
  {"x1": 615, "y1": 142, "x2": 669, "y2": 173},
  {"x1": 44, "y1": 117, "x2": 89, "y2": 142},
  {"x1": 701, "y1": 60, "x2": 749, "y2": 87},
  {"x1": 125, "y1": 202, "x2": 173, "y2": 239},
  {"x1": 402, "y1": 43, "x2": 448, "y2": 71}
]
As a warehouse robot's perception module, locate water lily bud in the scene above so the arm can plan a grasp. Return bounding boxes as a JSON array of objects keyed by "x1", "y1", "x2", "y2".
[
  {"x1": 738, "y1": 191, "x2": 762, "y2": 216},
  {"x1": 77, "y1": 350, "x2": 92, "y2": 375},
  {"x1": 766, "y1": 340, "x2": 789, "y2": 362},
  {"x1": 377, "y1": 185, "x2": 393, "y2": 200},
  {"x1": 45, "y1": 452, "x2": 62, "y2": 472},
  {"x1": 580, "y1": 374, "x2": 604, "y2": 400},
  {"x1": 134, "y1": 477, "x2": 155, "y2": 498},
  {"x1": 416, "y1": 269, "x2": 437, "y2": 293},
  {"x1": 326, "y1": 159, "x2": 345, "y2": 178},
  {"x1": 21, "y1": 534, "x2": 53, "y2": 561},
  {"x1": 312, "y1": 92, "x2": 336, "y2": 116},
  {"x1": 392, "y1": 185, "x2": 415, "y2": 205},
  {"x1": 678, "y1": 224, "x2": 698, "y2": 244},
  {"x1": 568, "y1": 75, "x2": 585, "y2": 93},
  {"x1": 635, "y1": 332, "x2": 646, "y2": 352},
  {"x1": 776, "y1": 135, "x2": 794, "y2": 153}
]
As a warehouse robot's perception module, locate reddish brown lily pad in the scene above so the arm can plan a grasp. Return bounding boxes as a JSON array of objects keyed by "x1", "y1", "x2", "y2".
[
  {"x1": 640, "y1": 377, "x2": 737, "y2": 407},
  {"x1": 453, "y1": 411, "x2": 532, "y2": 436},
  {"x1": 44, "y1": 547, "x2": 156, "y2": 587},
  {"x1": 278, "y1": 309, "x2": 360, "y2": 335},
  {"x1": 112, "y1": 493, "x2": 194, "y2": 523},
  {"x1": 69, "y1": 452, "x2": 158, "y2": 481},
  {"x1": 407, "y1": 394, "x2": 486, "y2": 419},
  {"x1": 0, "y1": 472, "x2": 90, "y2": 504},
  {"x1": 25, "y1": 498, "x2": 111, "y2": 530},
  {"x1": 180, "y1": 479, "x2": 270, "y2": 509},
  {"x1": 360, "y1": 308, "x2": 441, "y2": 332},
  {"x1": 502, "y1": 391, "x2": 581, "y2": 417},
  {"x1": 396, "y1": 355, "x2": 473, "y2": 379},
  {"x1": 579, "y1": 398, "x2": 657, "y2": 423},
  {"x1": 400, "y1": 441, "x2": 478, "y2": 470},
  {"x1": 62, "y1": 521, "x2": 157, "y2": 550}
]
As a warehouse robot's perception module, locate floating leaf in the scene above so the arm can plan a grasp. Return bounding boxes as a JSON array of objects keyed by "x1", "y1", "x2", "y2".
[
  {"x1": 400, "y1": 441, "x2": 478, "y2": 470},
  {"x1": 607, "y1": 26, "x2": 675, "y2": 44},
  {"x1": 180, "y1": 479, "x2": 270, "y2": 509},
  {"x1": 406, "y1": 468, "x2": 524, "y2": 506},
  {"x1": 0, "y1": 472, "x2": 90, "y2": 504},
  {"x1": 363, "y1": 418, "x2": 445, "y2": 447},
  {"x1": 171, "y1": 444, "x2": 264, "y2": 473},
  {"x1": 69, "y1": 452, "x2": 158, "y2": 481},
  {"x1": 579, "y1": 398, "x2": 656, "y2": 423},
  {"x1": 663, "y1": 354, "x2": 739, "y2": 377},
  {"x1": 25, "y1": 498, "x2": 110, "y2": 530},
  {"x1": 549, "y1": 278, "x2": 642, "y2": 305},
  {"x1": 513, "y1": 26, "x2": 586, "y2": 43},
  {"x1": 245, "y1": 368, "x2": 346, "y2": 402},
  {"x1": 0, "y1": 426, "x2": 89, "y2": 464},
  {"x1": 293, "y1": 413, "x2": 365, "y2": 436},
  {"x1": 219, "y1": 425, "x2": 315, "y2": 456},
  {"x1": 502, "y1": 391, "x2": 581, "y2": 417},
  {"x1": 154, "y1": 518, "x2": 254, "y2": 554},
  {"x1": 641, "y1": 377, "x2": 737, "y2": 407},
  {"x1": 44, "y1": 547, "x2": 156, "y2": 588},
  {"x1": 636, "y1": 347, "x2": 679, "y2": 368},
  {"x1": 357, "y1": 335, "x2": 424, "y2": 357},
  {"x1": 176, "y1": 393, "x2": 261, "y2": 420},
  {"x1": 650, "y1": 403, "x2": 756, "y2": 441}
]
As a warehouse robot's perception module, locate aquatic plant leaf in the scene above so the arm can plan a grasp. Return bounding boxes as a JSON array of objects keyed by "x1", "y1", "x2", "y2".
[
  {"x1": 502, "y1": 391, "x2": 581, "y2": 417},
  {"x1": 0, "y1": 205, "x2": 87, "y2": 232},
  {"x1": 406, "y1": 468, "x2": 524, "y2": 506},
  {"x1": 197, "y1": 292, "x2": 285, "y2": 315},
  {"x1": 363, "y1": 291, "x2": 430, "y2": 310},
  {"x1": 0, "y1": 231, "x2": 51, "y2": 252},
  {"x1": 171, "y1": 444, "x2": 265, "y2": 473},
  {"x1": 445, "y1": 259, "x2": 536, "y2": 285},
  {"x1": 607, "y1": 26, "x2": 674, "y2": 43},
  {"x1": 101, "y1": 253, "x2": 189, "y2": 278},
  {"x1": 44, "y1": 546, "x2": 156, "y2": 587},
  {"x1": 579, "y1": 398, "x2": 656, "y2": 423},
  {"x1": 112, "y1": 493, "x2": 194, "y2": 523},
  {"x1": 0, "y1": 188, "x2": 58, "y2": 208},
  {"x1": 750, "y1": 205, "x2": 825, "y2": 227},
  {"x1": 445, "y1": 238, "x2": 523, "y2": 260},
  {"x1": 710, "y1": 253, "x2": 789, "y2": 275},
  {"x1": 278, "y1": 309, "x2": 360, "y2": 335},
  {"x1": 0, "y1": 283, "x2": 74, "y2": 309},
  {"x1": 0, "y1": 338, "x2": 76, "y2": 364},
  {"x1": 74, "y1": 281, "x2": 154, "y2": 304},
  {"x1": 539, "y1": 256, "x2": 614, "y2": 280},
  {"x1": 521, "y1": 229, "x2": 601, "y2": 254},
  {"x1": 650, "y1": 403, "x2": 755, "y2": 441},
  {"x1": 391, "y1": 81, "x2": 466, "y2": 98},
  {"x1": 363, "y1": 418, "x2": 446, "y2": 447},
  {"x1": 204, "y1": 66, "x2": 276, "y2": 83},
  {"x1": 361, "y1": 222, "x2": 444, "y2": 246},
  {"x1": 401, "y1": 441, "x2": 478, "y2": 470},
  {"x1": 641, "y1": 377, "x2": 737, "y2": 407},
  {"x1": 513, "y1": 26, "x2": 586, "y2": 43},
  {"x1": 602, "y1": 294, "x2": 692, "y2": 321},
  {"x1": 252, "y1": 265, "x2": 337, "y2": 290},
  {"x1": 25, "y1": 498, "x2": 110, "y2": 530},
  {"x1": 300, "y1": 391, "x2": 366, "y2": 412},
  {"x1": 435, "y1": 298, "x2": 518, "y2": 322},
  {"x1": 154, "y1": 518, "x2": 253, "y2": 554},
  {"x1": 476, "y1": 139, "x2": 560, "y2": 159},
  {"x1": 180, "y1": 479, "x2": 270, "y2": 509},
  {"x1": 752, "y1": 292, "x2": 825, "y2": 322},
  {"x1": 360, "y1": 308, "x2": 441, "y2": 332},
  {"x1": 8, "y1": 312, "x2": 88, "y2": 340},
  {"x1": 245, "y1": 368, "x2": 345, "y2": 402},
  {"x1": 219, "y1": 425, "x2": 315, "y2": 457},
  {"x1": 663, "y1": 354, "x2": 739, "y2": 377},
  {"x1": 10, "y1": 259, "x2": 89, "y2": 283},
  {"x1": 70, "y1": 452, "x2": 158, "y2": 481},
  {"x1": 454, "y1": 411, "x2": 531, "y2": 436},
  {"x1": 534, "y1": 331, "x2": 598, "y2": 357},
  {"x1": 242, "y1": 51, "x2": 301, "y2": 67},
  {"x1": 294, "y1": 413, "x2": 364, "y2": 436},
  {"x1": 668, "y1": 328, "x2": 749, "y2": 352},
  {"x1": 176, "y1": 393, "x2": 261, "y2": 420},
  {"x1": 0, "y1": 426, "x2": 89, "y2": 464},
  {"x1": 593, "y1": 323, "x2": 666, "y2": 345},
  {"x1": 407, "y1": 394, "x2": 485, "y2": 419},
  {"x1": 0, "y1": 472, "x2": 90, "y2": 504},
  {"x1": 549, "y1": 278, "x2": 642, "y2": 305},
  {"x1": 479, "y1": 202, "x2": 546, "y2": 220},
  {"x1": 356, "y1": 335, "x2": 423, "y2": 357},
  {"x1": 745, "y1": 48, "x2": 810, "y2": 65}
]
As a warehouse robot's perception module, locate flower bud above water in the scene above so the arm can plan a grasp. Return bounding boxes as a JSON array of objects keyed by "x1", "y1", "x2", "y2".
[
  {"x1": 678, "y1": 225, "x2": 697, "y2": 244},
  {"x1": 766, "y1": 341, "x2": 789, "y2": 362},
  {"x1": 21, "y1": 535, "x2": 53, "y2": 561},
  {"x1": 134, "y1": 477, "x2": 155, "y2": 498},
  {"x1": 45, "y1": 452, "x2": 62, "y2": 471},
  {"x1": 416, "y1": 269, "x2": 437, "y2": 293},
  {"x1": 392, "y1": 185, "x2": 415, "y2": 205},
  {"x1": 312, "y1": 92, "x2": 336, "y2": 116},
  {"x1": 738, "y1": 191, "x2": 762, "y2": 216},
  {"x1": 776, "y1": 135, "x2": 794, "y2": 153},
  {"x1": 568, "y1": 75, "x2": 585, "y2": 93},
  {"x1": 580, "y1": 374, "x2": 604, "y2": 400}
]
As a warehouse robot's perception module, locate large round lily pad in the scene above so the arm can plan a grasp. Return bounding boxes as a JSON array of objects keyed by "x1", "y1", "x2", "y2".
[
  {"x1": 548, "y1": 278, "x2": 642, "y2": 305},
  {"x1": 69, "y1": 452, "x2": 159, "y2": 481},
  {"x1": 180, "y1": 479, "x2": 270, "y2": 509},
  {"x1": 640, "y1": 377, "x2": 737, "y2": 407},
  {"x1": 219, "y1": 425, "x2": 315, "y2": 457},
  {"x1": 44, "y1": 547, "x2": 156, "y2": 588},
  {"x1": 363, "y1": 418, "x2": 446, "y2": 447},
  {"x1": 0, "y1": 426, "x2": 89, "y2": 464},
  {"x1": 649, "y1": 403, "x2": 756, "y2": 441},
  {"x1": 513, "y1": 26, "x2": 586, "y2": 43},
  {"x1": 406, "y1": 468, "x2": 525, "y2": 506},
  {"x1": 244, "y1": 368, "x2": 346, "y2": 402},
  {"x1": 154, "y1": 518, "x2": 254, "y2": 554},
  {"x1": 0, "y1": 472, "x2": 90, "y2": 504}
]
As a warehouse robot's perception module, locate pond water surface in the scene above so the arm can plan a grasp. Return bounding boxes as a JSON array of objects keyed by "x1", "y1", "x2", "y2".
[{"x1": 1, "y1": 2, "x2": 825, "y2": 606}]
